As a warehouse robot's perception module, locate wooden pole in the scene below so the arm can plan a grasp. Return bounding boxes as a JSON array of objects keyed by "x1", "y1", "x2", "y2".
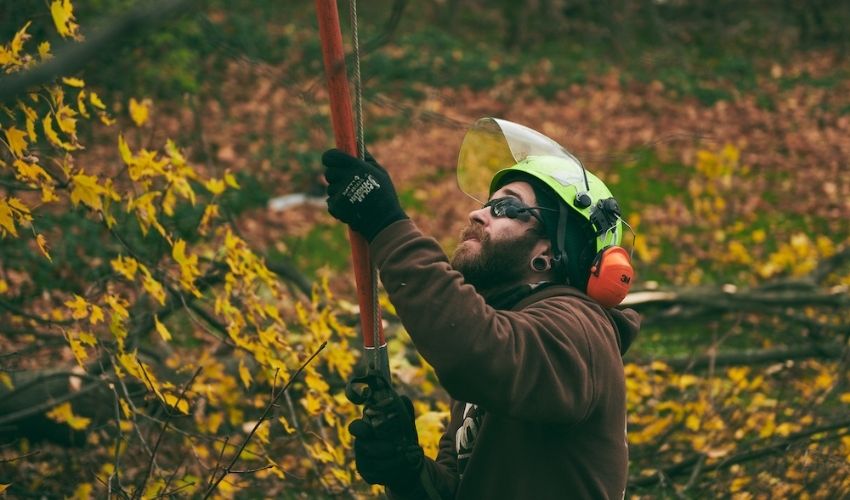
[{"x1": 314, "y1": 0, "x2": 388, "y2": 373}]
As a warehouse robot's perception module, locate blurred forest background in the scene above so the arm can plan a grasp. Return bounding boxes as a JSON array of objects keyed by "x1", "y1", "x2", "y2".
[{"x1": 1, "y1": 0, "x2": 850, "y2": 497}]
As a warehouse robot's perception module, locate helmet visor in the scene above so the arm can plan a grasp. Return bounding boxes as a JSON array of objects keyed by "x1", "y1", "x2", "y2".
[{"x1": 456, "y1": 117, "x2": 583, "y2": 203}]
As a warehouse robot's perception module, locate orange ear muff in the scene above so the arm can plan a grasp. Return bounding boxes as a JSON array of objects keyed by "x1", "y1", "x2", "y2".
[{"x1": 586, "y1": 246, "x2": 634, "y2": 308}]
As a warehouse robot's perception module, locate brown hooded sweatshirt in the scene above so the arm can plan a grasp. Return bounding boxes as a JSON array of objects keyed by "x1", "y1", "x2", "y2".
[{"x1": 370, "y1": 220, "x2": 641, "y2": 500}]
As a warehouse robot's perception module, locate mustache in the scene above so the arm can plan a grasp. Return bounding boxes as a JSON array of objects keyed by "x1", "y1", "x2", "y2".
[{"x1": 460, "y1": 224, "x2": 486, "y2": 242}]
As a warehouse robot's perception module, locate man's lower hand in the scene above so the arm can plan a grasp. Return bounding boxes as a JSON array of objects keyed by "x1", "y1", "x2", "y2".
[{"x1": 349, "y1": 394, "x2": 424, "y2": 493}]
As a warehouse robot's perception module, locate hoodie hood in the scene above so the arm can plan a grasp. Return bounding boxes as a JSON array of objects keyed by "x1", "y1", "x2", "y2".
[
  {"x1": 605, "y1": 307, "x2": 640, "y2": 356},
  {"x1": 514, "y1": 283, "x2": 641, "y2": 356}
]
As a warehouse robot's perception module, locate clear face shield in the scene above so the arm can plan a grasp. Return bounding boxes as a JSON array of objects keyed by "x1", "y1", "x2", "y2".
[{"x1": 456, "y1": 117, "x2": 589, "y2": 204}]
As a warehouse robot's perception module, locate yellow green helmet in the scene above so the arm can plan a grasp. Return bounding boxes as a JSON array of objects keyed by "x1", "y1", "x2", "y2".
[{"x1": 457, "y1": 118, "x2": 624, "y2": 254}]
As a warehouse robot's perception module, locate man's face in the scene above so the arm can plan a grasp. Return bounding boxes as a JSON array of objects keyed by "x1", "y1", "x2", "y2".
[{"x1": 450, "y1": 181, "x2": 549, "y2": 290}]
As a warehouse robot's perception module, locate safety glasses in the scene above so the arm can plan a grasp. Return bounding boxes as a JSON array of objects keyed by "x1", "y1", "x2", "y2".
[{"x1": 483, "y1": 197, "x2": 557, "y2": 224}]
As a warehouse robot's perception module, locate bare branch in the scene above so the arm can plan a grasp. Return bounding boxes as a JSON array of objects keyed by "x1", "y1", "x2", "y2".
[
  {"x1": 629, "y1": 342, "x2": 847, "y2": 371},
  {"x1": 132, "y1": 366, "x2": 202, "y2": 500},
  {"x1": 0, "y1": 0, "x2": 196, "y2": 103},
  {"x1": 629, "y1": 416, "x2": 850, "y2": 488},
  {"x1": 202, "y1": 342, "x2": 328, "y2": 499}
]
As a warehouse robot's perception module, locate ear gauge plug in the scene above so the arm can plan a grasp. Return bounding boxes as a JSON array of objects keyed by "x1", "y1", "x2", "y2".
[{"x1": 531, "y1": 256, "x2": 550, "y2": 272}]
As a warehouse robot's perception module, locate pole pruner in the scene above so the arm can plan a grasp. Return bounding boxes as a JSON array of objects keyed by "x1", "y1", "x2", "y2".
[{"x1": 314, "y1": 0, "x2": 391, "y2": 392}]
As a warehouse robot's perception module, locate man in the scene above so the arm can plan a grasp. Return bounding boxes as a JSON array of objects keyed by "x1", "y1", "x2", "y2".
[{"x1": 322, "y1": 133, "x2": 640, "y2": 499}]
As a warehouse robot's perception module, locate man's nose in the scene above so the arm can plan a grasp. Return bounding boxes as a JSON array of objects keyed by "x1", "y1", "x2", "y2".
[{"x1": 469, "y1": 206, "x2": 489, "y2": 226}]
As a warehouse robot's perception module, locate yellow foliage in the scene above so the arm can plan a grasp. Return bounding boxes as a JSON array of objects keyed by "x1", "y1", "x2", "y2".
[
  {"x1": 70, "y1": 173, "x2": 113, "y2": 211},
  {"x1": 111, "y1": 255, "x2": 139, "y2": 281},
  {"x1": 0, "y1": 196, "x2": 31, "y2": 237},
  {"x1": 416, "y1": 410, "x2": 448, "y2": 459},
  {"x1": 154, "y1": 315, "x2": 172, "y2": 342},
  {"x1": 238, "y1": 358, "x2": 252, "y2": 388},
  {"x1": 128, "y1": 97, "x2": 151, "y2": 127},
  {"x1": 50, "y1": 0, "x2": 80, "y2": 39},
  {"x1": 163, "y1": 393, "x2": 189, "y2": 414},
  {"x1": 46, "y1": 402, "x2": 91, "y2": 430},
  {"x1": 0, "y1": 371, "x2": 13, "y2": 390},
  {"x1": 4, "y1": 127, "x2": 28, "y2": 158},
  {"x1": 70, "y1": 482, "x2": 92, "y2": 500}
]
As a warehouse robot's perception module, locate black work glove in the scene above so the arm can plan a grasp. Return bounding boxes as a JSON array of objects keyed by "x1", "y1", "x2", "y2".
[
  {"x1": 348, "y1": 378, "x2": 424, "y2": 493},
  {"x1": 323, "y1": 148, "x2": 408, "y2": 242}
]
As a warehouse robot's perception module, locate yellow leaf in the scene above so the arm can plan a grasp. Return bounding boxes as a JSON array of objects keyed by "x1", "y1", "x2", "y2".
[
  {"x1": 65, "y1": 294, "x2": 89, "y2": 320},
  {"x1": 0, "y1": 47, "x2": 13, "y2": 67},
  {"x1": 78, "y1": 330, "x2": 97, "y2": 346},
  {"x1": 19, "y1": 103, "x2": 38, "y2": 141},
  {"x1": 305, "y1": 371, "x2": 329, "y2": 393},
  {"x1": 89, "y1": 304, "x2": 104, "y2": 325},
  {"x1": 207, "y1": 412, "x2": 224, "y2": 434},
  {"x1": 36, "y1": 234, "x2": 52, "y2": 261},
  {"x1": 111, "y1": 255, "x2": 138, "y2": 281},
  {"x1": 650, "y1": 360, "x2": 669, "y2": 372},
  {"x1": 70, "y1": 173, "x2": 104, "y2": 210},
  {"x1": 128, "y1": 191, "x2": 165, "y2": 236},
  {"x1": 224, "y1": 170, "x2": 240, "y2": 189},
  {"x1": 685, "y1": 414, "x2": 701, "y2": 431},
  {"x1": 105, "y1": 293, "x2": 129, "y2": 320},
  {"x1": 129, "y1": 97, "x2": 150, "y2": 127},
  {"x1": 77, "y1": 89, "x2": 89, "y2": 118},
  {"x1": 139, "y1": 265, "x2": 166, "y2": 305},
  {"x1": 730, "y1": 476, "x2": 750, "y2": 493},
  {"x1": 154, "y1": 315, "x2": 171, "y2": 342},
  {"x1": 89, "y1": 91, "x2": 106, "y2": 110},
  {"x1": 55, "y1": 104, "x2": 78, "y2": 135},
  {"x1": 118, "y1": 134, "x2": 133, "y2": 165},
  {"x1": 172, "y1": 240, "x2": 202, "y2": 295},
  {"x1": 41, "y1": 184, "x2": 59, "y2": 204},
  {"x1": 46, "y1": 402, "x2": 91, "y2": 430},
  {"x1": 71, "y1": 482, "x2": 93, "y2": 500},
  {"x1": 10, "y1": 21, "x2": 32, "y2": 57},
  {"x1": 163, "y1": 393, "x2": 189, "y2": 414},
  {"x1": 840, "y1": 392, "x2": 850, "y2": 404},
  {"x1": 38, "y1": 41, "x2": 51, "y2": 59},
  {"x1": 43, "y1": 114, "x2": 76, "y2": 151},
  {"x1": 0, "y1": 371, "x2": 13, "y2": 389},
  {"x1": 238, "y1": 359, "x2": 252, "y2": 388},
  {"x1": 50, "y1": 0, "x2": 80, "y2": 39},
  {"x1": 416, "y1": 410, "x2": 448, "y2": 459},
  {"x1": 278, "y1": 415, "x2": 296, "y2": 434},
  {"x1": 4, "y1": 127, "x2": 28, "y2": 158},
  {"x1": 301, "y1": 392, "x2": 323, "y2": 415},
  {"x1": 14, "y1": 159, "x2": 51, "y2": 184},
  {"x1": 254, "y1": 422, "x2": 270, "y2": 444},
  {"x1": 198, "y1": 203, "x2": 219, "y2": 235},
  {"x1": 0, "y1": 197, "x2": 21, "y2": 236},
  {"x1": 204, "y1": 178, "x2": 226, "y2": 195},
  {"x1": 62, "y1": 77, "x2": 85, "y2": 88}
]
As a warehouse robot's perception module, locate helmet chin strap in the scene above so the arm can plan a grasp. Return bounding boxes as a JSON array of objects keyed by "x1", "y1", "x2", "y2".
[{"x1": 549, "y1": 203, "x2": 570, "y2": 285}]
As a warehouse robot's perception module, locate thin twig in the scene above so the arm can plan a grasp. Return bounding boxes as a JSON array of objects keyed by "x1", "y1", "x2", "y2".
[
  {"x1": 132, "y1": 366, "x2": 202, "y2": 500},
  {"x1": 202, "y1": 341, "x2": 327, "y2": 499},
  {"x1": 0, "y1": 450, "x2": 40, "y2": 463},
  {"x1": 284, "y1": 391, "x2": 334, "y2": 496}
]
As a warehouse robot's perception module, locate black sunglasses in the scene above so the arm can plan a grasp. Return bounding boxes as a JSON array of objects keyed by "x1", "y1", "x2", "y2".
[{"x1": 484, "y1": 197, "x2": 557, "y2": 223}]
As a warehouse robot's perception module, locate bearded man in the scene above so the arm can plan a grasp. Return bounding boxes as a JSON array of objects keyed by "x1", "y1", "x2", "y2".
[{"x1": 322, "y1": 122, "x2": 640, "y2": 500}]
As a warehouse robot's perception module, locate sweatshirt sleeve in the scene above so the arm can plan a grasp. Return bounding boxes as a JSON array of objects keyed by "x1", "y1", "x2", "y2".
[
  {"x1": 387, "y1": 400, "x2": 462, "y2": 500},
  {"x1": 371, "y1": 220, "x2": 611, "y2": 424}
]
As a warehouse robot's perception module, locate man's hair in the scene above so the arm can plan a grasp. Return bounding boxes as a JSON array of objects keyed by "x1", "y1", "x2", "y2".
[{"x1": 497, "y1": 173, "x2": 597, "y2": 290}]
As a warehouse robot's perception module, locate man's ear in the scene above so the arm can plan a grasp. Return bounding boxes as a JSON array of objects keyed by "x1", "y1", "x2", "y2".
[{"x1": 531, "y1": 238, "x2": 553, "y2": 259}]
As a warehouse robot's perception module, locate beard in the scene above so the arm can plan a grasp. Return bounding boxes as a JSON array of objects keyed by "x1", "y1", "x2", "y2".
[{"x1": 450, "y1": 224, "x2": 540, "y2": 291}]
